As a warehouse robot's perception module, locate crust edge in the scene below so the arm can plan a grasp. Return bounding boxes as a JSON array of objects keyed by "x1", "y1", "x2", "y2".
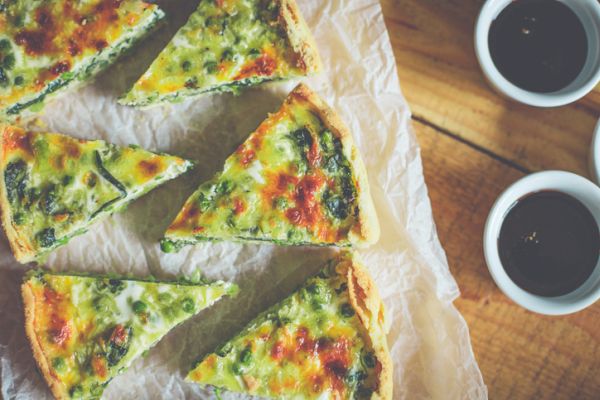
[
  {"x1": 341, "y1": 251, "x2": 393, "y2": 400},
  {"x1": 22, "y1": 281, "x2": 69, "y2": 400},
  {"x1": 279, "y1": 0, "x2": 323, "y2": 74},
  {"x1": 288, "y1": 83, "x2": 381, "y2": 247},
  {"x1": 0, "y1": 125, "x2": 36, "y2": 264}
]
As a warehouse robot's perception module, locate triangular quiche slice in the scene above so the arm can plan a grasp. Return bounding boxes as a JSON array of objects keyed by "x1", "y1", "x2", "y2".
[
  {"x1": 22, "y1": 270, "x2": 238, "y2": 400},
  {"x1": 0, "y1": 125, "x2": 193, "y2": 263},
  {"x1": 160, "y1": 84, "x2": 379, "y2": 252},
  {"x1": 187, "y1": 252, "x2": 393, "y2": 399},
  {"x1": 0, "y1": 0, "x2": 164, "y2": 118},
  {"x1": 119, "y1": 0, "x2": 321, "y2": 107}
]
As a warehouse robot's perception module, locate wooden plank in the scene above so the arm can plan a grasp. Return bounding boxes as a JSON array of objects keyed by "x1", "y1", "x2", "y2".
[
  {"x1": 415, "y1": 119, "x2": 600, "y2": 399},
  {"x1": 383, "y1": 0, "x2": 599, "y2": 177}
]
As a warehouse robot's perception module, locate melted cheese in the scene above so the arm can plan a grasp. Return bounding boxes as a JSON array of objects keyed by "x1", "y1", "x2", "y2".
[
  {"x1": 120, "y1": 0, "x2": 315, "y2": 106},
  {"x1": 187, "y1": 255, "x2": 380, "y2": 399},
  {"x1": 0, "y1": 125, "x2": 192, "y2": 262},
  {"x1": 0, "y1": 0, "x2": 163, "y2": 117},
  {"x1": 25, "y1": 271, "x2": 237, "y2": 399},
  {"x1": 163, "y1": 87, "x2": 363, "y2": 249}
]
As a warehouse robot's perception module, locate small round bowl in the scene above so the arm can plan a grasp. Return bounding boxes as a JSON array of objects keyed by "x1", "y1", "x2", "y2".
[
  {"x1": 484, "y1": 171, "x2": 600, "y2": 315},
  {"x1": 475, "y1": 0, "x2": 600, "y2": 107},
  {"x1": 590, "y1": 118, "x2": 600, "y2": 185}
]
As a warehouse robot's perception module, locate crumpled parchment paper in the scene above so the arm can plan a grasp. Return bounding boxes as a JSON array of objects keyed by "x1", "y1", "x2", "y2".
[{"x1": 0, "y1": 0, "x2": 488, "y2": 398}]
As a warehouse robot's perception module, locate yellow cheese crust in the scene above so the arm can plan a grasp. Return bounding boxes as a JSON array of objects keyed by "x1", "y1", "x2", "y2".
[
  {"x1": 188, "y1": 252, "x2": 392, "y2": 399},
  {"x1": 120, "y1": 0, "x2": 322, "y2": 107},
  {"x1": 162, "y1": 84, "x2": 379, "y2": 251},
  {"x1": 0, "y1": 125, "x2": 192, "y2": 263}
]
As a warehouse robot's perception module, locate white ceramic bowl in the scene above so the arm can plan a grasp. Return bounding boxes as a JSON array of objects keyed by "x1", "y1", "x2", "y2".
[
  {"x1": 590, "y1": 118, "x2": 600, "y2": 185},
  {"x1": 484, "y1": 171, "x2": 600, "y2": 315},
  {"x1": 475, "y1": 0, "x2": 600, "y2": 107}
]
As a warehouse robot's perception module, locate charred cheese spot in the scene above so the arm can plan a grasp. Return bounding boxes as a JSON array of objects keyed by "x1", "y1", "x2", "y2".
[
  {"x1": 137, "y1": 158, "x2": 163, "y2": 178},
  {"x1": 234, "y1": 53, "x2": 277, "y2": 80},
  {"x1": 2, "y1": 127, "x2": 33, "y2": 156},
  {"x1": 91, "y1": 354, "x2": 108, "y2": 379}
]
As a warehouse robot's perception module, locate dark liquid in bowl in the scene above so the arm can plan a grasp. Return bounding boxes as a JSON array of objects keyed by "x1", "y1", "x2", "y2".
[
  {"x1": 498, "y1": 191, "x2": 599, "y2": 297},
  {"x1": 489, "y1": 0, "x2": 588, "y2": 93}
]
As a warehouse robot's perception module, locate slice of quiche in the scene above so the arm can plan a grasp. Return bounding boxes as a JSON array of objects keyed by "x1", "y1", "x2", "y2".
[
  {"x1": 119, "y1": 0, "x2": 321, "y2": 107},
  {"x1": 22, "y1": 270, "x2": 238, "y2": 400},
  {"x1": 160, "y1": 84, "x2": 379, "y2": 252},
  {"x1": 187, "y1": 252, "x2": 392, "y2": 399},
  {"x1": 0, "y1": 125, "x2": 193, "y2": 263},
  {"x1": 0, "y1": 0, "x2": 164, "y2": 119}
]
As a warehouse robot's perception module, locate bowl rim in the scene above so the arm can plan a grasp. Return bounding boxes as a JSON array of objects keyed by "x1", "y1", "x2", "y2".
[
  {"x1": 591, "y1": 118, "x2": 600, "y2": 185},
  {"x1": 483, "y1": 171, "x2": 600, "y2": 315},
  {"x1": 474, "y1": 0, "x2": 600, "y2": 107}
]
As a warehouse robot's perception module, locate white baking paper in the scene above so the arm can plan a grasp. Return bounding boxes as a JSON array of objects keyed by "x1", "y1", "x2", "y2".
[{"x1": 0, "y1": 0, "x2": 487, "y2": 398}]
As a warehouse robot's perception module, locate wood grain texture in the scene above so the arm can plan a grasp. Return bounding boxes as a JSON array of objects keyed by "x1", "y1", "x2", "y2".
[
  {"x1": 380, "y1": 0, "x2": 600, "y2": 398},
  {"x1": 383, "y1": 0, "x2": 599, "y2": 176},
  {"x1": 415, "y1": 121, "x2": 600, "y2": 400}
]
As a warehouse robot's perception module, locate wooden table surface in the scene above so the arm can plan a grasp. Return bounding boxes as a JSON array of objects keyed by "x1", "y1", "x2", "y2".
[{"x1": 381, "y1": 1, "x2": 600, "y2": 399}]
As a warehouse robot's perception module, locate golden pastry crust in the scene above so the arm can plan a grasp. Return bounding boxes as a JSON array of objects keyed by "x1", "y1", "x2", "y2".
[
  {"x1": 0, "y1": 125, "x2": 36, "y2": 263},
  {"x1": 279, "y1": 0, "x2": 323, "y2": 74},
  {"x1": 22, "y1": 281, "x2": 69, "y2": 400},
  {"x1": 288, "y1": 84, "x2": 381, "y2": 247},
  {"x1": 339, "y1": 251, "x2": 393, "y2": 400}
]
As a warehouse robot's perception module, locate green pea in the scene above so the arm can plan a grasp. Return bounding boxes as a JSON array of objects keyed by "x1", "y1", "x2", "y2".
[
  {"x1": 62, "y1": 175, "x2": 72, "y2": 186},
  {"x1": 181, "y1": 297, "x2": 195, "y2": 313},
  {"x1": 0, "y1": 66, "x2": 8, "y2": 86},
  {"x1": 215, "y1": 180, "x2": 232, "y2": 195},
  {"x1": 240, "y1": 347, "x2": 252, "y2": 364},
  {"x1": 160, "y1": 239, "x2": 177, "y2": 253},
  {"x1": 355, "y1": 386, "x2": 374, "y2": 399},
  {"x1": 274, "y1": 197, "x2": 288, "y2": 210},
  {"x1": 12, "y1": 212, "x2": 24, "y2": 225},
  {"x1": 13, "y1": 75, "x2": 23, "y2": 85},
  {"x1": 157, "y1": 292, "x2": 172, "y2": 303},
  {"x1": 204, "y1": 61, "x2": 218, "y2": 74},
  {"x1": 181, "y1": 60, "x2": 191, "y2": 71},
  {"x1": 184, "y1": 77, "x2": 198, "y2": 89},
  {"x1": 320, "y1": 129, "x2": 335, "y2": 152},
  {"x1": 215, "y1": 342, "x2": 232, "y2": 357},
  {"x1": 69, "y1": 385, "x2": 83, "y2": 398},
  {"x1": 345, "y1": 370, "x2": 366, "y2": 384},
  {"x1": 340, "y1": 303, "x2": 355, "y2": 318},
  {"x1": 132, "y1": 300, "x2": 147, "y2": 314},
  {"x1": 311, "y1": 300, "x2": 323, "y2": 311},
  {"x1": 221, "y1": 48, "x2": 234, "y2": 62},
  {"x1": 93, "y1": 296, "x2": 111, "y2": 313},
  {"x1": 90, "y1": 383, "x2": 104, "y2": 396},
  {"x1": 108, "y1": 279, "x2": 124, "y2": 294},
  {"x1": 3, "y1": 54, "x2": 14, "y2": 69},
  {"x1": 231, "y1": 362, "x2": 243, "y2": 375},
  {"x1": 248, "y1": 48, "x2": 261, "y2": 58},
  {"x1": 0, "y1": 39, "x2": 10, "y2": 51},
  {"x1": 52, "y1": 357, "x2": 66, "y2": 372},
  {"x1": 306, "y1": 283, "x2": 321, "y2": 295},
  {"x1": 361, "y1": 351, "x2": 376, "y2": 369},
  {"x1": 36, "y1": 228, "x2": 56, "y2": 248}
]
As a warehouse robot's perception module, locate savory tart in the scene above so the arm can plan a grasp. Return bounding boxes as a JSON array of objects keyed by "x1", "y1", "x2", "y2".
[
  {"x1": 187, "y1": 252, "x2": 392, "y2": 399},
  {"x1": 119, "y1": 0, "x2": 321, "y2": 107},
  {"x1": 22, "y1": 270, "x2": 238, "y2": 400},
  {"x1": 0, "y1": 125, "x2": 193, "y2": 263},
  {"x1": 161, "y1": 84, "x2": 379, "y2": 252},
  {"x1": 0, "y1": 0, "x2": 164, "y2": 118}
]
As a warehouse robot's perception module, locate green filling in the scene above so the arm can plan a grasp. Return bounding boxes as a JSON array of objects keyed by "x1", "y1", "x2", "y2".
[
  {"x1": 120, "y1": 0, "x2": 307, "y2": 106},
  {"x1": 27, "y1": 272, "x2": 237, "y2": 400},
  {"x1": 187, "y1": 259, "x2": 378, "y2": 398},
  {"x1": 2, "y1": 6, "x2": 164, "y2": 117},
  {"x1": 163, "y1": 100, "x2": 359, "y2": 250},
  {"x1": 3, "y1": 130, "x2": 192, "y2": 261}
]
